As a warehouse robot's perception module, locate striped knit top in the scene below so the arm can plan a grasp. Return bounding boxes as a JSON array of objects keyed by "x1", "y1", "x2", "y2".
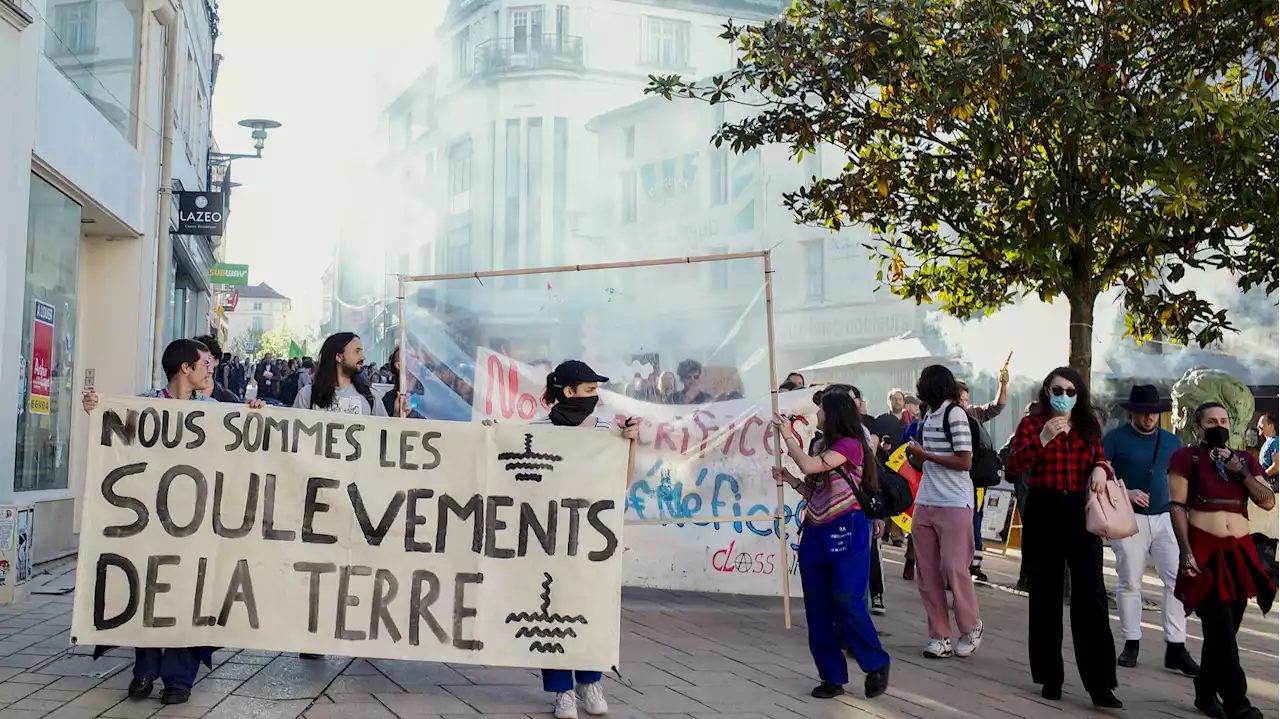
[{"x1": 804, "y1": 436, "x2": 864, "y2": 525}]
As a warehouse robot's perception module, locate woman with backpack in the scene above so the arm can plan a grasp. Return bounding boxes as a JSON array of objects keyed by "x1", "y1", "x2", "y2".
[
  {"x1": 772, "y1": 392, "x2": 891, "y2": 701},
  {"x1": 904, "y1": 365, "x2": 984, "y2": 660}
]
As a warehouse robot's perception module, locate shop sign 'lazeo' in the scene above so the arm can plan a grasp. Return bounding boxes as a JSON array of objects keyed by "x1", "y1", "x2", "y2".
[{"x1": 176, "y1": 192, "x2": 226, "y2": 236}]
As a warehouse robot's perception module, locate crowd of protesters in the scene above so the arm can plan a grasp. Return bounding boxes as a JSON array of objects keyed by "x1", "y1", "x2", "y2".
[
  {"x1": 77, "y1": 332, "x2": 1275, "y2": 719},
  {"x1": 769, "y1": 363, "x2": 1273, "y2": 719}
]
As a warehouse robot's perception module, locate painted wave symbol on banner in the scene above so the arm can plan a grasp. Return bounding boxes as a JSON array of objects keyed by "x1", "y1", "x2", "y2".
[
  {"x1": 505, "y1": 573, "x2": 587, "y2": 654},
  {"x1": 498, "y1": 434, "x2": 563, "y2": 482}
]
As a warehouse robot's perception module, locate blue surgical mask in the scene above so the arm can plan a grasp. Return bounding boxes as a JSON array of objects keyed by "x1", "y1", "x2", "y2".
[{"x1": 1049, "y1": 394, "x2": 1077, "y2": 415}]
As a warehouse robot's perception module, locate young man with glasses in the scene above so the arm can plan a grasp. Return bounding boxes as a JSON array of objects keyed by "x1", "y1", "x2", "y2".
[{"x1": 82, "y1": 339, "x2": 263, "y2": 705}]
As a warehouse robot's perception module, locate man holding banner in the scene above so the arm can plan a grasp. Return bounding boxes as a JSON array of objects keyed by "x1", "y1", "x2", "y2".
[
  {"x1": 75, "y1": 372, "x2": 630, "y2": 713},
  {"x1": 81, "y1": 339, "x2": 234, "y2": 705}
]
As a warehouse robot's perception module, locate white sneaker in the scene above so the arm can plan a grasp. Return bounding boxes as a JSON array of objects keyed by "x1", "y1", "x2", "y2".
[
  {"x1": 955, "y1": 621, "x2": 984, "y2": 658},
  {"x1": 923, "y1": 637, "x2": 953, "y2": 659},
  {"x1": 554, "y1": 691, "x2": 579, "y2": 719},
  {"x1": 576, "y1": 681, "x2": 609, "y2": 716}
]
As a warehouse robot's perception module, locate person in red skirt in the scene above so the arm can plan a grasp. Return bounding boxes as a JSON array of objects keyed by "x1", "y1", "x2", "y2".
[{"x1": 1168, "y1": 402, "x2": 1276, "y2": 719}]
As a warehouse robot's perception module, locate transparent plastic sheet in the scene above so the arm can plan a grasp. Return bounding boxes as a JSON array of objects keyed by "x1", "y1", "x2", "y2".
[{"x1": 399, "y1": 256, "x2": 814, "y2": 600}]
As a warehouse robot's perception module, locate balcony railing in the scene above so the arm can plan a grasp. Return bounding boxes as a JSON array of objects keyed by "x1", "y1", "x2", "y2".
[{"x1": 474, "y1": 34, "x2": 584, "y2": 76}]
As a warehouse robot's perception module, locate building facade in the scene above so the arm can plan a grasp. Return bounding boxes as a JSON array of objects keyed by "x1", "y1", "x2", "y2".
[
  {"x1": 224, "y1": 283, "x2": 291, "y2": 350},
  {"x1": 0, "y1": 0, "x2": 220, "y2": 563},
  {"x1": 328, "y1": 0, "x2": 795, "y2": 364},
  {"x1": 588, "y1": 90, "x2": 924, "y2": 375}
]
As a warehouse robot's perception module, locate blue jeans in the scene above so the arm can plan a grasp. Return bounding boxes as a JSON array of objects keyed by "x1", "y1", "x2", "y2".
[
  {"x1": 799, "y1": 511, "x2": 890, "y2": 684},
  {"x1": 542, "y1": 669, "x2": 602, "y2": 693},
  {"x1": 133, "y1": 647, "x2": 201, "y2": 692}
]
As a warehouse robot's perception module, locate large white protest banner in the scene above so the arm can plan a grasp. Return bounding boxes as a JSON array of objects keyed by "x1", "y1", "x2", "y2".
[
  {"x1": 71, "y1": 396, "x2": 628, "y2": 670},
  {"x1": 471, "y1": 349, "x2": 817, "y2": 596}
]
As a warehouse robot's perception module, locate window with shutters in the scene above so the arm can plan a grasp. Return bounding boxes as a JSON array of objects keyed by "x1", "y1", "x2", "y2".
[{"x1": 643, "y1": 17, "x2": 689, "y2": 69}]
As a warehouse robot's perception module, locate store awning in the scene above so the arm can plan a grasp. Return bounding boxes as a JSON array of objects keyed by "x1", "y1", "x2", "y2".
[{"x1": 799, "y1": 334, "x2": 946, "y2": 372}]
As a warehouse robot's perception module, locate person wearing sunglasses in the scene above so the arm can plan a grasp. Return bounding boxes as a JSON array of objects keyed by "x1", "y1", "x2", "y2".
[{"x1": 1006, "y1": 367, "x2": 1122, "y2": 709}]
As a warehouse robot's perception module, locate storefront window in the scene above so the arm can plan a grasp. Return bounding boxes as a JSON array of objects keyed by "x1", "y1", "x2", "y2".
[
  {"x1": 44, "y1": 0, "x2": 143, "y2": 141},
  {"x1": 15, "y1": 175, "x2": 82, "y2": 492}
]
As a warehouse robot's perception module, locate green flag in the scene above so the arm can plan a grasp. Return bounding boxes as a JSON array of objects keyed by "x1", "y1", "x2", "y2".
[{"x1": 288, "y1": 340, "x2": 303, "y2": 358}]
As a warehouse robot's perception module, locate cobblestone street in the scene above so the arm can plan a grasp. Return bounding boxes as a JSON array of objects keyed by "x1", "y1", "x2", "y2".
[{"x1": 0, "y1": 546, "x2": 1272, "y2": 719}]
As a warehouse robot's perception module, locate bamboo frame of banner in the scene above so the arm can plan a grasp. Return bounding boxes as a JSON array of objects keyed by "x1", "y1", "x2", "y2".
[{"x1": 396, "y1": 251, "x2": 792, "y2": 629}]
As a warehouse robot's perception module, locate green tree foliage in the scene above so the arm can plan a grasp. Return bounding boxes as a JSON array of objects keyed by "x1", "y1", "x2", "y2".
[
  {"x1": 226, "y1": 328, "x2": 262, "y2": 358},
  {"x1": 647, "y1": 0, "x2": 1278, "y2": 379},
  {"x1": 226, "y1": 327, "x2": 300, "y2": 359}
]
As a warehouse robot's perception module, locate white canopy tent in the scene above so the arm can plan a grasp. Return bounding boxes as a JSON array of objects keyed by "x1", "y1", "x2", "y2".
[{"x1": 799, "y1": 334, "x2": 949, "y2": 372}]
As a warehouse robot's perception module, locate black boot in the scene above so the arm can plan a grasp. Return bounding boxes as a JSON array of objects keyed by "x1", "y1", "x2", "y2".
[
  {"x1": 1165, "y1": 642, "x2": 1200, "y2": 677},
  {"x1": 1089, "y1": 688, "x2": 1123, "y2": 709},
  {"x1": 1041, "y1": 685, "x2": 1062, "y2": 701},
  {"x1": 811, "y1": 682, "x2": 845, "y2": 699},
  {"x1": 864, "y1": 661, "x2": 890, "y2": 698},
  {"x1": 127, "y1": 677, "x2": 154, "y2": 699},
  {"x1": 1195, "y1": 693, "x2": 1226, "y2": 719},
  {"x1": 1117, "y1": 640, "x2": 1139, "y2": 668},
  {"x1": 160, "y1": 688, "x2": 190, "y2": 705}
]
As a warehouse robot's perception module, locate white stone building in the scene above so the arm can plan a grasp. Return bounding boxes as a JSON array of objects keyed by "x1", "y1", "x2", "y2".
[
  {"x1": 0, "y1": 0, "x2": 220, "y2": 562},
  {"x1": 587, "y1": 87, "x2": 924, "y2": 375},
  {"x1": 346, "y1": 0, "x2": 795, "y2": 362},
  {"x1": 224, "y1": 283, "x2": 292, "y2": 349}
]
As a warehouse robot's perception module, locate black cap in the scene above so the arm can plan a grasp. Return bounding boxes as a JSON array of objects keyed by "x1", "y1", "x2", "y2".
[{"x1": 552, "y1": 360, "x2": 609, "y2": 387}]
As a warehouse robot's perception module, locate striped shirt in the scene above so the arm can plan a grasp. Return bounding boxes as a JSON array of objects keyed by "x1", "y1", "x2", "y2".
[
  {"x1": 531, "y1": 415, "x2": 614, "y2": 429},
  {"x1": 915, "y1": 400, "x2": 974, "y2": 508}
]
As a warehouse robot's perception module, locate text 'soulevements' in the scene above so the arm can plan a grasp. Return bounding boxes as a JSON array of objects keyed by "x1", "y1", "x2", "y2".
[{"x1": 70, "y1": 396, "x2": 628, "y2": 669}]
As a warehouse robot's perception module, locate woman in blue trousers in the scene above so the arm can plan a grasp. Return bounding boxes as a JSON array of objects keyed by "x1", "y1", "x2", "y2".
[{"x1": 773, "y1": 391, "x2": 891, "y2": 699}]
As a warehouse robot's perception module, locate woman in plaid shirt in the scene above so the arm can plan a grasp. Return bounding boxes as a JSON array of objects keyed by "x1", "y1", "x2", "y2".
[{"x1": 1007, "y1": 367, "x2": 1121, "y2": 709}]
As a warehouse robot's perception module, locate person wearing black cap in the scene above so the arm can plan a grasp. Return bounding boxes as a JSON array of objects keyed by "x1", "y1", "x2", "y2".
[
  {"x1": 1104, "y1": 384, "x2": 1197, "y2": 675},
  {"x1": 531, "y1": 359, "x2": 638, "y2": 719}
]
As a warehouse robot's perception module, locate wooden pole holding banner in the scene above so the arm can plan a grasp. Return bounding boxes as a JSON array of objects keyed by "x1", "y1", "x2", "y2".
[
  {"x1": 400, "y1": 251, "x2": 769, "y2": 284},
  {"x1": 762, "y1": 250, "x2": 792, "y2": 629},
  {"x1": 402, "y1": 252, "x2": 792, "y2": 627},
  {"x1": 397, "y1": 276, "x2": 408, "y2": 418}
]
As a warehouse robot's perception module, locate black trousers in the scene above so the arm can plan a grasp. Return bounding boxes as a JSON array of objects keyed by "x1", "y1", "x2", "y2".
[
  {"x1": 870, "y1": 536, "x2": 884, "y2": 597},
  {"x1": 1195, "y1": 593, "x2": 1251, "y2": 714},
  {"x1": 1023, "y1": 488, "x2": 1117, "y2": 692}
]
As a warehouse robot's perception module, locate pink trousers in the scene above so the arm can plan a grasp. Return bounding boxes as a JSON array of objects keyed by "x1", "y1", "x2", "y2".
[{"x1": 913, "y1": 504, "x2": 981, "y2": 639}]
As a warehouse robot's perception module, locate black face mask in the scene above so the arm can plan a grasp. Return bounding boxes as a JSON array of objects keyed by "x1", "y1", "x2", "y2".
[
  {"x1": 1203, "y1": 425, "x2": 1230, "y2": 449},
  {"x1": 550, "y1": 395, "x2": 599, "y2": 427}
]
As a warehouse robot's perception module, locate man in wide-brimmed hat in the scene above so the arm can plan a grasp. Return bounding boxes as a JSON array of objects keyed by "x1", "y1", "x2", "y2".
[{"x1": 1103, "y1": 385, "x2": 1199, "y2": 677}]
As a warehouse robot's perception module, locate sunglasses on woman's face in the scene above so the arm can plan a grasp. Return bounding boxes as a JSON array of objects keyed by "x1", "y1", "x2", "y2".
[{"x1": 1049, "y1": 386, "x2": 1078, "y2": 397}]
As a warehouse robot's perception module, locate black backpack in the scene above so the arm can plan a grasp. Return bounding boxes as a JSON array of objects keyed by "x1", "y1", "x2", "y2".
[
  {"x1": 942, "y1": 403, "x2": 1004, "y2": 488},
  {"x1": 839, "y1": 463, "x2": 914, "y2": 520}
]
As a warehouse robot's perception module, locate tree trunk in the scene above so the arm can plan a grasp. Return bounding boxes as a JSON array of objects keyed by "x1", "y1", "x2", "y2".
[{"x1": 1066, "y1": 287, "x2": 1097, "y2": 386}]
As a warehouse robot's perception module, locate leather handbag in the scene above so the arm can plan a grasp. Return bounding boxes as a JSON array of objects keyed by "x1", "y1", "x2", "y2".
[{"x1": 1086, "y1": 468, "x2": 1139, "y2": 539}]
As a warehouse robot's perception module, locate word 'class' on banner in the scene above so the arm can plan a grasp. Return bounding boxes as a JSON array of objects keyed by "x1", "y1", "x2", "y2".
[{"x1": 70, "y1": 396, "x2": 629, "y2": 670}]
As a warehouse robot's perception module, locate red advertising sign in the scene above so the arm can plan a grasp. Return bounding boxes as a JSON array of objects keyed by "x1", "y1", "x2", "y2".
[
  {"x1": 221, "y1": 290, "x2": 239, "y2": 312},
  {"x1": 28, "y1": 301, "x2": 55, "y2": 415}
]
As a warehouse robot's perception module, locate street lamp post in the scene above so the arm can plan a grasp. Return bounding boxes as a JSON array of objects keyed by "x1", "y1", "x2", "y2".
[{"x1": 208, "y1": 118, "x2": 282, "y2": 212}]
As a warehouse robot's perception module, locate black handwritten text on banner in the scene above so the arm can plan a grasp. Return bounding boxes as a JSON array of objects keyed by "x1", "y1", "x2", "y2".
[{"x1": 70, "y1": 397, "x2": 627, "y2": 669}]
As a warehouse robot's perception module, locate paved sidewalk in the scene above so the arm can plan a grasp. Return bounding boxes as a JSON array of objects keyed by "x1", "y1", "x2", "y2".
[{"x1": 0, "y1": 546, "x2": 1273, "y2": 719}]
